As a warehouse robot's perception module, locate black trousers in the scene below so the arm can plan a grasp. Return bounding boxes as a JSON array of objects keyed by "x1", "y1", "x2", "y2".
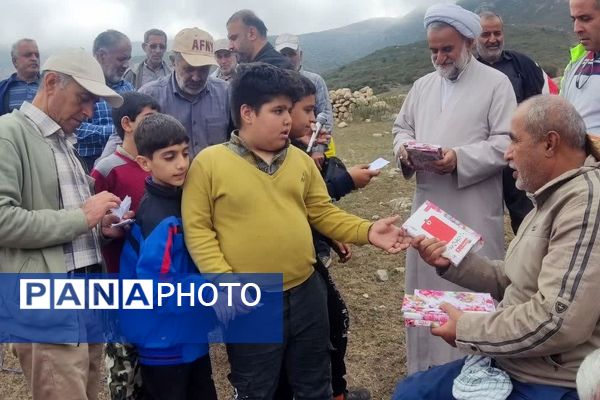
[
  {"x1": 227, "y1": 271, "x2": 331, "y2": 400},
  {"x1": 275, "y1": 262, "x2": 350, "y2": 398},
  {"x1": 139, "y1": 354, "x2": 217, "y2": 400}
]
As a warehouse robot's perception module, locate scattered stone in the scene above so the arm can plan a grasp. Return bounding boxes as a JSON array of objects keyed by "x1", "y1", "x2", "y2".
[
  {"x1": 372, "y1": 133, "x2": 383, "y2": 138},
  {"x1": 337, "y1": 122, "x2": 348, "y2": 128},
  {"x1": 394, "y1": 267, "x2": 405, "y2": 274},
  {"x1": 371, "y1": 215, "x2": 380, "y2": 220},
  {"x1": 375, "y1": 269, "x2": 389, "y2": 282},
  {"x1": 362, "y1": 293, "x2": 370, "y2": 299},
  {"x1": 330, "y1": 86, "x2": 387, "y2": 123},
  {"x1": 365, "y1": 119, "x2": 371, "y2": 123},
  {"x1": 388, "y1": 197, "x2": 412, "y2": 212},
  {"x1": 388, "y1": 198, "x2": 404, "y2": 212}
]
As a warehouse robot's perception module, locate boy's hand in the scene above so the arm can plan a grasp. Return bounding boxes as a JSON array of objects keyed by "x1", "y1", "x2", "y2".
[
  {"x1": 348, "y1": 164, "x2": 380, "y2": 189},
  {"x1": 311, "y1": 152, "x2": 325, "y2": 170},
  {"x1": 315, "y1": 132, "x2": 332, "y2": 145},
  {"x1": 332, "y1": 241, "x2": 352, "y2": 263},
  {"x1": 368, "y1": 216, "x2": 411, "y2": 254},
  {"x1": 301, "y1": 130, "x2": 331, "y2": 147},
  {"x1": 411, "y1": 236, "x2": 451, "y2": 269},
  {"x1": 431, "y1": 303, "x2": 464, "y2": 347},
  {"x1": 212, "y1": 286, "x2": 256, "y2": 327},
  {"x1": 212, "y1": 292, "x2": 236, "y2": 327},
  {"x1": 230, "y1": 285, "x2": 256, "y2": 317}
]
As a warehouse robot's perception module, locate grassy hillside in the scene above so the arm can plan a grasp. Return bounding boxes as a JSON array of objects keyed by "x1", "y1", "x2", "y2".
[
  {"x1": 459, "y1": 0, "x2": 570, "y2": 28},
  {"x1": 285, "y1": 10, "x2": 429, "y2": 74},
  {"x1": 303, "y1": 0, "x2": 572, "y2": 74},
  {"x1": 324, "y1": 24, "x2": 576, "y2": 92}
]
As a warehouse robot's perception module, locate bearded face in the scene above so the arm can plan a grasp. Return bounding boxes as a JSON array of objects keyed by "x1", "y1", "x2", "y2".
[
  {"x1": 428, "y1": 25, "x2": 473, "y2": 81},
  {"x1": 432, "y1": 43, "x2": 471, "y2": 80},
  {"x1": 476, "y1": 16, "x2": 505, "y2": 64}
]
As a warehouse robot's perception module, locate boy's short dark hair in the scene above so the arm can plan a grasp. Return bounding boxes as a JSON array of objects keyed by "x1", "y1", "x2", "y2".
[
  {"x1": 294, "y1": 74, "x2": 316, "y2": 102},
  {"x1": 229, "y1": 63, "x2": 299, "y2": 128},
  {"x1": 112, "y1": 92, "x2": 160, "y2": 139},
  {"x1": 135, "y1": 113, "x2": 189, "y2": 158}
]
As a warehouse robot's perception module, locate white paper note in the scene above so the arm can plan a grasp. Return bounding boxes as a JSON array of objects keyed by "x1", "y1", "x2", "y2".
[
  {"x1": 111, "y1": 195, "x2": 131, "y2": 219},
  {"x1": 368, "y1": 157, "x2": 390, "y2": 171}
]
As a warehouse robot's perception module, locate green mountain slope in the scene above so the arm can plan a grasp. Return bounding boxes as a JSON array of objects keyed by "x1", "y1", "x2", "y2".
[
  {"x1": 459, "y1": 0, "x2": 570, "y2": 28},
  {"x1": 303, "y1": 0, "x2": 571, "y2": 74},
  {"x1": 288, "y1": 10, "x2": 429, "y2": 73},
  {"x1": 324, "y1": 24, "x2": 576, "y2": 92}
]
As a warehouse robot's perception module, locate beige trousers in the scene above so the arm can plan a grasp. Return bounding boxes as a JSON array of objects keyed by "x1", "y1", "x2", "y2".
[{"x1": 13, "y1": 343, "x2": 103, "y2": 400}]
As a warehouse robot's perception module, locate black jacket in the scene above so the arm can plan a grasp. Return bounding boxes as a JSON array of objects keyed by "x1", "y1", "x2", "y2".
[
  {"x1": 252, "y1": 42, "x2": 294, "y2": 70},
  {"x1": 136, "y1": 177, "x2": 183, "y2": 238},
  {"x1": 478, "y1": 50, "x2": 545, "y2": 103}
]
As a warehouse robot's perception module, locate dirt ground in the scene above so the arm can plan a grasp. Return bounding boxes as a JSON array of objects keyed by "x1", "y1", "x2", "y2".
[{"x1": 0, "y1": 120, "x2": 514, "y2": 400}]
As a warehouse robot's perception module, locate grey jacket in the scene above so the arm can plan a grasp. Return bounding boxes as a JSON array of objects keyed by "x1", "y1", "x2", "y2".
[{"x1": 442, "y1": 155, "x2": 600, "y2": 388}]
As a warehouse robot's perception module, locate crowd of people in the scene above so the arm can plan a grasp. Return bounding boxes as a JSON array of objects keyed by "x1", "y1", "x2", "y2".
[{"x1": 0, "y1": 1, "x2": 600, "y2": 400}]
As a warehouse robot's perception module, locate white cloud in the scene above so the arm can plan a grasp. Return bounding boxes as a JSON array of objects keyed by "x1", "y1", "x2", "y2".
[{"x1": 0, "y1": 0, "x2": 449, "y2": 50}]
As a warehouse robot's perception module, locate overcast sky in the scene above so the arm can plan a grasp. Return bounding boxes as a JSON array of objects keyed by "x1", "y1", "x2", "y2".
[{"x1": 0, "y1": 0, "x2": 453, "y2": 50}]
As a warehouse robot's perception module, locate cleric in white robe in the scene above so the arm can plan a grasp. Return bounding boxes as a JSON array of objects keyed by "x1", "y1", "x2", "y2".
[{"x1": 392, "y1": 3, "x2": 517, "y2": 374}]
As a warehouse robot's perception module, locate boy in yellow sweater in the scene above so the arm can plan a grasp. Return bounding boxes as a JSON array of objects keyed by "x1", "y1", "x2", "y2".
[{"x1": 182, "y1": 63, "x2": 408, "y2": 400}]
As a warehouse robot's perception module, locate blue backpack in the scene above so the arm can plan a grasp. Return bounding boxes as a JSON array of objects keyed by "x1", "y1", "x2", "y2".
[
  {"x1": 118, "y1": 216, "x2": 213, "y2": 360},
  {"x1": 120, "y1": 216, "x2": 197, "y2": 280}
]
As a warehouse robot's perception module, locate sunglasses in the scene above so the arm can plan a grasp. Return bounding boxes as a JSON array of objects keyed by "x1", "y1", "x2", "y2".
[{"x1": 146, "y1": 43, "x2": 166, "y2": 50}]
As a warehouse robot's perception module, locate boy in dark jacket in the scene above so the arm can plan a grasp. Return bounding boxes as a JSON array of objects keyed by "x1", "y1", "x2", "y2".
[
  {"x1": 122, "y1": 113, "x2": 217, "y2": 400},
  {"x1": 276, "y1": 73, "x2": 377, "y2": 400}
]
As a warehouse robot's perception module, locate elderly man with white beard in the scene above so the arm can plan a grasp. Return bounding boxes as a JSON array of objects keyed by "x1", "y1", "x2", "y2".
[{"x1": 392, "y1": 3, "x2": 517, "y2": 374}]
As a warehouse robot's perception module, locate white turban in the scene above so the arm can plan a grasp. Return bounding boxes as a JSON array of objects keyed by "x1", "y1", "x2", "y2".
[{"x1": 423, "y1": 4, "x2": 482, "y2": 39}]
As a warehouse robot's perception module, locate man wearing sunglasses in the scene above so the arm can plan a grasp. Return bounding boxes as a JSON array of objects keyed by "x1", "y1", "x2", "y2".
[
  {"x1": 561, "y1": 0, "x2": 600, "y2": 136},
  {"x1": 124, "y1": 29, "x2": 172, "y2": 90}
]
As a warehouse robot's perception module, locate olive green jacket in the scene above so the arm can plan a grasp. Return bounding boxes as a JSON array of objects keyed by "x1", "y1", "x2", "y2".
[{"x1": 0, "y1": 110, "x2": 89, "y2": 274}]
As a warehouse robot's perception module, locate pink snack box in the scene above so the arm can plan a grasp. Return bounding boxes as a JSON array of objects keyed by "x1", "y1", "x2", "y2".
[
  {"x1": 402, "y1": 290, "x2": 496, "y2": 328},
  {"x1": 403, "y1": 141, "x2": 443, "y2": 172}
]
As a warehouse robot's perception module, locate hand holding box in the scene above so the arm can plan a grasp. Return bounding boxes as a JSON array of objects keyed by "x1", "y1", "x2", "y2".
[
  {"x1": 402, "y1": 290, "x2": 496, "y2": 328},
  {"x1": 402, "y1": 200, "x2": 483, "y2": 266}
]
